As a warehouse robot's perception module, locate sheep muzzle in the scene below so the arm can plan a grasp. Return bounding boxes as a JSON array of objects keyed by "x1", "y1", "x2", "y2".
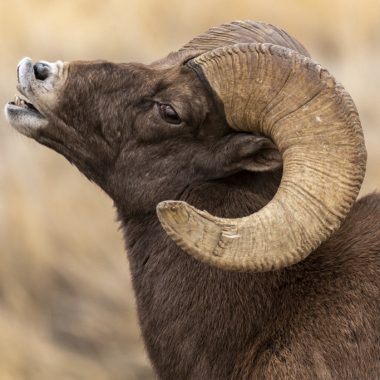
[{"x1": 5, "y1": 57, "x2": 67, "y2": 137}]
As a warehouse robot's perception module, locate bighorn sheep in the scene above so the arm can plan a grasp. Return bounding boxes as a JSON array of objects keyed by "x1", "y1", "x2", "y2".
[{"x1": 5, "y1": 21, "x2": 380, "y2": 379}]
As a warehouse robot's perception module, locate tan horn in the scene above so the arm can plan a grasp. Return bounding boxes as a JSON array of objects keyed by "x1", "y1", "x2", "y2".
[
  {"x1": 180, "y1": 20, "x2": 310, "y2": 57},
  {"x1": 154, "y1": 21, "x2": 309, "y2": 68},
  {"x1": 157, "y1": 43, "x2": 366, "y2": 272}
]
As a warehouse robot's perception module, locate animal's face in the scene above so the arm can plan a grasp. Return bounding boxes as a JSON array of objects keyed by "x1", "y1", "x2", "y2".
[{"x1": 5, "y1": 56, "x2": 280, "y2": 216}]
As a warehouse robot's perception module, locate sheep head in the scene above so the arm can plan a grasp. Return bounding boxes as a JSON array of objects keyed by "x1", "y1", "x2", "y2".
[
  {"x1": 5, "y1": 21, "x2": 367, "y2": 272},
  {"x1": 5, "y1": 53, "x2": 282, "y2": 215}
]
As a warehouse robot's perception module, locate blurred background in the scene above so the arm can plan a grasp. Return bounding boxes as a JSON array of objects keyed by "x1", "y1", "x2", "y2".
[{"x1": 0, "y1": 0, "x2": 379, "y2": 379}]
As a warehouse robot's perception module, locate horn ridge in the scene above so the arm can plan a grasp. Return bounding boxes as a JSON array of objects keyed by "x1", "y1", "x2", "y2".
[{"x1": 180, "y1": 21, "x2": 310, "y2": 57}]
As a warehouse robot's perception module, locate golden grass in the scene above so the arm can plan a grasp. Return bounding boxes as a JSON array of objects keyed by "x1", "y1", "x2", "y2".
[{"x1": 0, "y1": 1, "x2": 379, "y2": 378}]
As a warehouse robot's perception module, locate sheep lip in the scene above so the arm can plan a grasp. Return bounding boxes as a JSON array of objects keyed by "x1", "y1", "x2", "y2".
[{"x1": 4, "y1": 95, "x2": 48, "y2": 137}]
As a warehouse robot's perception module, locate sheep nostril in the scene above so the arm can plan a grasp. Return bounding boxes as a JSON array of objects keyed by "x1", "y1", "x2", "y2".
[{"x1": 33, "y1": 62, "x2": 51, "y2": 81}]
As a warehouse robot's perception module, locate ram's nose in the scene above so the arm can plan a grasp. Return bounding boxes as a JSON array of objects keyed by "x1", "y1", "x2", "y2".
[
  {"x1": 33, "y1": 61, "x2": 52, "y2": 81},
  {"x1": 16, "y1": 57, "x2": 67, "y2": 101}
]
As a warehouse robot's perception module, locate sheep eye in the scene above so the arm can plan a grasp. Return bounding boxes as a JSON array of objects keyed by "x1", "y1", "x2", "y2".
[{"x1": 159, "y1": 104, "x2": 181, "y2": 125}]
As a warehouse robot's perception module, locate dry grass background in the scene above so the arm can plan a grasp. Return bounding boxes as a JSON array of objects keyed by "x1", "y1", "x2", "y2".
[{"x1": 0, "y1": 0, "x2": 379, "y2": 379}]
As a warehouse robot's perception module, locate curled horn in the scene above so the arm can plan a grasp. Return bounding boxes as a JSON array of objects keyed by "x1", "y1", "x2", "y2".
[{"x1": 157, "y1": 43, "x2": 366, "y2": 272}]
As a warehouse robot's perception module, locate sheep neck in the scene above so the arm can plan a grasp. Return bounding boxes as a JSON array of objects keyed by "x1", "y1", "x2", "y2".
[{"x1": 118, "y1": 170, "x2": 284, "y2": 378}]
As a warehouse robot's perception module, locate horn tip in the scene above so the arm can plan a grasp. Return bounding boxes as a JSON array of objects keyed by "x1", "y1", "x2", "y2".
[{"x1": 157, "y1": 200, "x2": 191, "y2": 226}]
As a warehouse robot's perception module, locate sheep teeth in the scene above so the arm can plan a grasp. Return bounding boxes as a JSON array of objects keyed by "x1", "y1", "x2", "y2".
[{"x1": 14, "y1": 95, "x2": 28, "y2": 108}]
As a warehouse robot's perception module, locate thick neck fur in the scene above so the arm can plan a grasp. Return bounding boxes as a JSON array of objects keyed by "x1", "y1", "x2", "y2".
[
  {"x1": 119, "y1": 171, "x2": 281, "y2": 378},
  {"x1": 118, "y1": 170, "x2": 380, "y2": 379}
]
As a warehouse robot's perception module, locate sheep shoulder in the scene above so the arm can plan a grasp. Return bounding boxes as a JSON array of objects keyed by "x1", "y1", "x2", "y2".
[{"x1": 234, "y1": 193, "x2": 380, "y2": 379}]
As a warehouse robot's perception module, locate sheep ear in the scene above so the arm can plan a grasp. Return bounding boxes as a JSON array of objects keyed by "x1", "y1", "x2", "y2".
[
  {"x1": 218, "y1": 133, "x2": 282, "y2": 173},
  {"x1": 225, "y1": 133, "x2": 282, "y2": 172},
  {"x1": 196, "y1": 133, "x2": 282, "y2": 179}
]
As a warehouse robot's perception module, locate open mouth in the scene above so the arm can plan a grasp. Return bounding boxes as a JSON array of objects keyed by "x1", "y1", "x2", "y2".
[
  {"x1": 5, "y1": 94, "x2": 47, "y2": 137},
  {"x1": 4, "y1": 57, "x2": 49, "y2": 136},
  {"x1": 9, "y1": 94, "x2": 40, "y2": 114}
]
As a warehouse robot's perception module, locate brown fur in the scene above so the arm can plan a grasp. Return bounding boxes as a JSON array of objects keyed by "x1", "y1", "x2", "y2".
[{"x1": 21, "y1": 52, "x2": 380, "y2": 378}]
